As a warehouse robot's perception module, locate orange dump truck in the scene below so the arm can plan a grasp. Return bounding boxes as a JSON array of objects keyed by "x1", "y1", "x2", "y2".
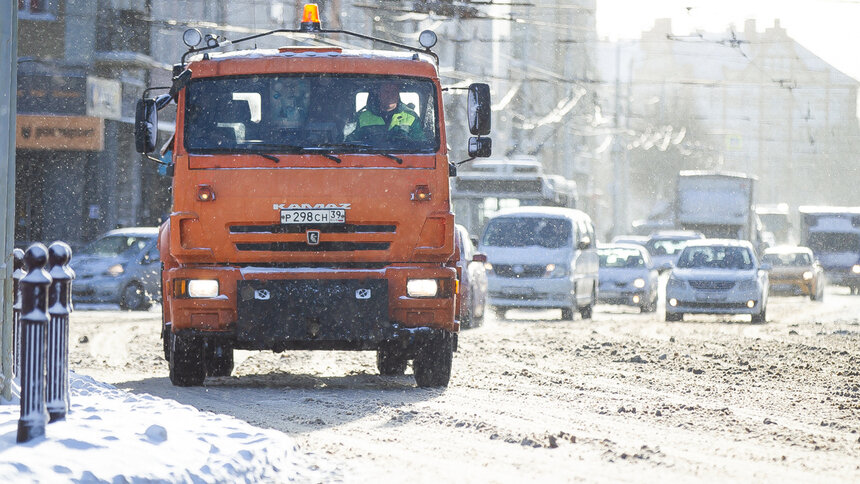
[{"x1": 134, "y1": 6, "x2": 492, "y2": 387}]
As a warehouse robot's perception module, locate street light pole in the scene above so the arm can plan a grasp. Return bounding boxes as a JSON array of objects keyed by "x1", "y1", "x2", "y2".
[{"x1": 1, "y1": 1, "x2": 19, "y2": 400}]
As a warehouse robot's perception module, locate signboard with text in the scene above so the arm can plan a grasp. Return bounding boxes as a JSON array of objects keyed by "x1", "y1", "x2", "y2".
[{"x1": 16, "y1": 115, "x2": 105, "y2": 151}]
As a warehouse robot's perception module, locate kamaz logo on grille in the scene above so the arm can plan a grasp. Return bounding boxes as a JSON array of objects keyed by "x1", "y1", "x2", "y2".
[
  {"x1": 254, "y1": 289, "x2": 271, "y2": 300},
  {"x1": 272, "y1": 203, "x2": 351, "y2": 210},
  {"x1": 355, "y1": 288, "x2": 371, "y2": 299},
  {"x1": 306, "y1": 230, "x2": 320, "y2": 245}
]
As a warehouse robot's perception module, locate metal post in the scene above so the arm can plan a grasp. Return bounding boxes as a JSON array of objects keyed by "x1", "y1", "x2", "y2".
[
  {"x1": 1, "y1": 0, "x2": 20, "y2": 402},
  {"x1": 46, "y1": 242, "x2": 73, "y2": 422},
  {"x1": 12, "y1": 248, "x2": 25, "y2": 379},
  {"x1": 17, "y1": 244, "x2": 51, "y2": 443}
]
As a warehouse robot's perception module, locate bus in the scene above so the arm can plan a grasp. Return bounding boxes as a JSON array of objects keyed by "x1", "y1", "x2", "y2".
[{"x1": 451, "y1": 158, "x2": 577, "y2": 239}]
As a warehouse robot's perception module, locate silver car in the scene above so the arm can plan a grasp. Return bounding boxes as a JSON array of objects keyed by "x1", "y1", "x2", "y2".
[
  {"x1": 665, "y1": 239, "x2": 769, "y2": 323},
  {"x1": 598, "y1": 243, "x2": 659, "y2": 312},
  {"x1": 70, "y1": 227, "x2": 161, "y2": 310}
]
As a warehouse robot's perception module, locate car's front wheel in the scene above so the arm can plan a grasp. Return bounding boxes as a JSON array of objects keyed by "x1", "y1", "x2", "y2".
[
  {"x1": 120, "y1": 282, "x2": 150, "y2": 311},
  {"x1": 665, "y1": 312, "x2": 683, "y2": 322},
  {"x1": 751, "y1": 306, "x2": 767, "y2": 324}
]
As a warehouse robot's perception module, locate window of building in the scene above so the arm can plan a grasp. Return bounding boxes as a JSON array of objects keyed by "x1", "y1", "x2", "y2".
[{"x1": 18, "y1": 0, "x2": 57, "y2": 20}]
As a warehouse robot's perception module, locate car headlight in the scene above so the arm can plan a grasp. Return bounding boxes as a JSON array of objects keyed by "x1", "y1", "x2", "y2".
[
  {"x1": 633, "y1": 278, "x2": 646, "y2": 289},
  {"x1": 544, "y1": 263, "x2": 569, "y2": 278},
  {"x1": 852, "y1": 265, "x2": 860, "y2": 274},
  {"x1": 105, "y1": 264, "x2": 125, "y2": 277},
  {"x1": 407, "y1": 278, "x2": 439, "y2": 297},
  {"x1": 187, "y1": 280, "x2": 219, "y2": 298},
  {"x1": 802, "y1": 271, "x2": 813, "y2": 280}
]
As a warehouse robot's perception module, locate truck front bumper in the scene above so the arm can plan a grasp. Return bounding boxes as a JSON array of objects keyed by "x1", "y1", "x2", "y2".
[{"x1": 164, "y1": 264, "x2": 456, "y2": 350}]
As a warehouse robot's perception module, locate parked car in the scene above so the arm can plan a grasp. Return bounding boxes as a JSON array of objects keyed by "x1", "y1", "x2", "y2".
[
  {"x1": 645, "y1": 230, "x2": 705, "y2": 271},
  {"x1": 762, "y1": 246, "x2": 825, "y2": 300},
  {"x1": 597, "y1": 243, "x2": 659, "y2": 312},
  {"x1": 70, "y1": 227, "x2": 161, "y2": 310},
  {"x1": 665, "y1": 239, "x2": 769, "y2": 323},
  {"x1": 453, "y1": 224, "x2": 488, "y2": 329},
  {"x1": 479, "y1": 207, "x2": 598, "y2": 321}
]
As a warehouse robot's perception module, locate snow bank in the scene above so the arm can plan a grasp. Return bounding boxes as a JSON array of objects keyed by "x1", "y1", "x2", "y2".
[{"x1": 0, "y1": 372, "x2": 311, "y2": 483}]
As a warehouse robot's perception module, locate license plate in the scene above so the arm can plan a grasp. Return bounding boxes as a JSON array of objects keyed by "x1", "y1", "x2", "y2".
[
  {"x1": 503, "y1": 286, "x2": 534, "y2": 296},
  {"x1": 696, "y1": 293, "x2": 725, "y2": 302},
  {"x1": 280, "y1": 209, "x2": 345, "y2": 224}
]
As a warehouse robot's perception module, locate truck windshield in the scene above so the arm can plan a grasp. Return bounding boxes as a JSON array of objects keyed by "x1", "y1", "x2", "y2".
[{"x1": 184, "y1": 75, "x2": 439, "y2": 154}]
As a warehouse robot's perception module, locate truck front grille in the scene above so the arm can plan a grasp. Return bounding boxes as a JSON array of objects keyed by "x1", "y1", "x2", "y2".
[
  {"x1": 230, "y1": 223, "x2": 396, "y2": 234},
  {"x1": 236, "y1": 242, "x2": 390, "y2": 252}
]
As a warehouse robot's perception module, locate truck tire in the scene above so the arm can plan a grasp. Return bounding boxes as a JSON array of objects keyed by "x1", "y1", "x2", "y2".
[
  {"x1": 413, "y1": 331, "x2": 454, "y2": 388},
  {"x1": 205, "y1": 340, "x2": 234, "y2": 377},
  {"x1": 376, "y1": 345, "x2": 408, "y2": 376},
  {"x1": 169, "y1": 332, "x2": 206, "y2": 387}
]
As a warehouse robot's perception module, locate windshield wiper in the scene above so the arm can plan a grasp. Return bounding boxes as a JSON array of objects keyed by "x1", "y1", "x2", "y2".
[
  {"x1": 315, "y1": 143, "x2": 403, "y2": 164},
  {"x1": 244, "y1": 143, "x2": 341, "y2": 163}
]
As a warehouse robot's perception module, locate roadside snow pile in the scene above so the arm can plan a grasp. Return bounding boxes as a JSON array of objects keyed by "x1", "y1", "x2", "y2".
[{"x1": 0, "y1": 372, "x2": 312, "y2": 483}]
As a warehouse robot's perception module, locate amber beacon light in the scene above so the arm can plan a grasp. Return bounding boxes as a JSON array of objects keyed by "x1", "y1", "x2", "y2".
[{"x1": 300, "y1": 4, "x2": 322, "y2": 32}]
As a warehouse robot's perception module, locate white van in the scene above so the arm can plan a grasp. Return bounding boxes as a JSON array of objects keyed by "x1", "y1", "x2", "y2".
[{"x1": 478, "y1": 207, "x2": 599, "y2": 320}]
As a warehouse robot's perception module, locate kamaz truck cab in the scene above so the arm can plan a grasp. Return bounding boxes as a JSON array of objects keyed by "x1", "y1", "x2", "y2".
[{"x1": 134, "y1": 5, "x2": 492, "y2": 387}]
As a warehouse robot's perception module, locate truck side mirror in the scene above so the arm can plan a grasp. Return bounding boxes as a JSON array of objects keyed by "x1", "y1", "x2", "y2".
[
  {"x1": 468, "y1": 136, "x2": 492, "y2": 158},
  {"x1": 467, "y1": 83, "x2": 491, "y2": 136},
  {"x1": 135, "y1": 98, "x2": 158, "y2": 154}
]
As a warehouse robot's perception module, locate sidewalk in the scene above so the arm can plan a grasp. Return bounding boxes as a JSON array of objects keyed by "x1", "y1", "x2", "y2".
[{"x1": 0, "y1": 372, "x2": 336, "y2": 483}]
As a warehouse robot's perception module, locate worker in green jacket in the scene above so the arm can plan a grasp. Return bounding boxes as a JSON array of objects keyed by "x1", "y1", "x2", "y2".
[{"x1": 348, "y1": 83, "x2": 424, "y2": 143}]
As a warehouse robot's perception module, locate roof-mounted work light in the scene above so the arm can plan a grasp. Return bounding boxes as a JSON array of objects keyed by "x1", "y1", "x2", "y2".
[
  {"x1": 419, "y1": 30, "x2": 437, "y2": 49},
  {"x1": 300, "y1": 4, "x2": 322, "y2": 32},
  {"x1": 183, "y1": 28, "x2": 202, "y2": 48}
]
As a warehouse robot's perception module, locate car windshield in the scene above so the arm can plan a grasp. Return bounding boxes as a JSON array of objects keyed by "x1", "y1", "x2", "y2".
[
  {"x1": 676, "y1": 245, "x2": 754, "y2": 269},
  {"x1": 645, "y1": 238, "x2": 691, "y2": 257},
  {"x1": 482, "y1": 217, "x2": 571, "y2": 248},
  {"x1": 763, "y1": 252, "x2": 812, "y2": 266},
  {"x1": 184, "y1": 75, "x2": 439, "y2": 155},
  {"x1": 599, "y1": 248, "x2": 645, "y2": 268},
  {"x1": 80, "y1": 235, "x2": 152, "y2": 257}
]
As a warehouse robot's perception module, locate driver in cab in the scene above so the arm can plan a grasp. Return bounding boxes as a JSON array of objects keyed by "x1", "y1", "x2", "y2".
[{"x1": 348, "y1": 83, "x2": 424, "y2": 142}]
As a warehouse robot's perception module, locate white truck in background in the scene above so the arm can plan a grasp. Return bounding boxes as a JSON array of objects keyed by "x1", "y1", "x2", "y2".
[
  {"x1": 798, "y1": 206, "x2": 860, "y2": 294},
  {"x1": 675, "y1": 171, "x2": 765, "y2": 252}
]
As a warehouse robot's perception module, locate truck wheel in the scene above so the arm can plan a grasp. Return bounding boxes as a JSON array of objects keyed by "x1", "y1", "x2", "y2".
[
  {"x1": 376, "y1": 345, "x2": 408, "y2": 376},
  {"x1": 413, "y1": 331, "x2": 454, "y2": 388},
  {"x1": 169, "y1": 332, "x2": 206, "y2": 387},
  {"x1": 205, "y1": 340, "x2": 234, "y2": 377},
  {"x1": 161, "y1": 322, "x2": 172, "y2": 361}
]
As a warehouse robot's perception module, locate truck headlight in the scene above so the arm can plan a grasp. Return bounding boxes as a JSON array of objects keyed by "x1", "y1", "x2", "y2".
[
  {"x1": 633, "y1": 278, "x2": 646, "y2": 288},
  {"x1": 105, "y1": 264, "x2": 125, "y2": 277},
  {"x1": 407, "y1": 279, "x2": 439, "y2": 297},
  {"x1": 802, "y1": 271, "x2": 813, "y2": 280},
  {"x1": 187, "y1": 280, "x2": 219, "y2": 298}
]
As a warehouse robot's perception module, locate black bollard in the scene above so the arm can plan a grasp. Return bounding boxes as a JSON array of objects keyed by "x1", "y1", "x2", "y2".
[
  {"x1": 12, "y1": 248, "x2": 26, "y2": 379},
  {"x1": 17, "y1": 244, "x2": 52, "y2": 443},
  {"x1": 46, "y1": 242, "x2": 74, "y2": 423}
]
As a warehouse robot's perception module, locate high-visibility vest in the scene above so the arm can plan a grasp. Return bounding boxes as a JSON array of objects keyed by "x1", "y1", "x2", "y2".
[{"x1": 357, "y1": 108, "x2": 417, "y2": 132}]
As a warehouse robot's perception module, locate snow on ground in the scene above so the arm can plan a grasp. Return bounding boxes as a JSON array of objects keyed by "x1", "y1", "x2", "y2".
[{"x1": 0, "y1": 372, "x2": 334, "y2": 483}]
